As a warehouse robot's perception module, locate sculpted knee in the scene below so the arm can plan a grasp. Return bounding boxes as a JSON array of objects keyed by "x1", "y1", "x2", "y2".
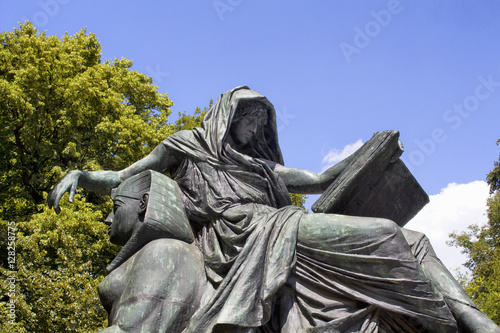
[
  {"x1": 401, "y1": 228, "x2": 427, "y2": 244},
  {"x1": 401, "y1": 228, "x2": 438, "y2": 262},
  {"x1": 372, "y1": 217, "x2": 400, "y2": 236}
]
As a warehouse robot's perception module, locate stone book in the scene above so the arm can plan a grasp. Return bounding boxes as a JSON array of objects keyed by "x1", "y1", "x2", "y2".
[{"x1": 312, "y1": 130, "x2": 429, "y2": 227}]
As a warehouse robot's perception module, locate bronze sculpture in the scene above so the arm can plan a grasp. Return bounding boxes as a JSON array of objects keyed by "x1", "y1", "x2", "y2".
[{"x1": 48, "y1": 86, "x2": 500, "y2": 332}]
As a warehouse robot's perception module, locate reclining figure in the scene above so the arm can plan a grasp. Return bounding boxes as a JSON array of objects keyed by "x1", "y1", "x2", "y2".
[{"x1": 49, "y1": 86, "x2": 500, "y2": 332}]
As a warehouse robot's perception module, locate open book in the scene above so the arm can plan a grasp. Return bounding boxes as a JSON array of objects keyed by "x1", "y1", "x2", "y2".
[{"x1": 312, "y1": 130, "x2": 429, "y2": 227}]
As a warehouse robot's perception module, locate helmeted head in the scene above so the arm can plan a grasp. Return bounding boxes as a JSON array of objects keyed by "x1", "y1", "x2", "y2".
[
  {"x1": 105, "y1": 170, "x2": 194, "y2": 271},
  {"x1": 105, "y1": 172, "x2": 151, "y2": 246}
]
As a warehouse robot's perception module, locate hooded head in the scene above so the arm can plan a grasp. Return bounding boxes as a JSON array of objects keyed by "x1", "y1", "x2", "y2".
[
  {"x1": 162, "y1": 86, "x2": 293, "y2": 216},
  {"x1": 199, "y1": 86, "x2": 285, "y2": 165},
  {"x1": 105, "y1": 170, "x2": 194, "y2": 271}
]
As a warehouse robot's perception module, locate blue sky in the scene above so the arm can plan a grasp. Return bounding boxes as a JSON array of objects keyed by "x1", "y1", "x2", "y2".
[{"x1": 2, "y1": 0, "x2": 500, "y2": 273}]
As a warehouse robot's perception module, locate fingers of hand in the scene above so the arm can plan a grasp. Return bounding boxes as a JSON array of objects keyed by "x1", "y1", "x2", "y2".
[{"x1": 69, "y1": 183, "x2": 76, "y2": 203}]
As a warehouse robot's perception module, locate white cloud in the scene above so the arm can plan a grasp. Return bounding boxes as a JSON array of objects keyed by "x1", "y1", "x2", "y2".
[
  {"x1": 405, "y1": 181, "x2": 490, "y2": 276},
  {"x1": 321, "y1": 139, "x2": 363, "y2": 171}
]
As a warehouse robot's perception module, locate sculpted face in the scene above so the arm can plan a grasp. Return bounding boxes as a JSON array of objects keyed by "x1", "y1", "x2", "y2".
[
  {"x1": 229, "y1": 104, "x2": 268, "y2": 147},
  {"x1": 230, "y1": 116, "x2": 261, "y2": 145},
  {"x1": 105, "y1": 194, "x2": 147, "y2": 246}
]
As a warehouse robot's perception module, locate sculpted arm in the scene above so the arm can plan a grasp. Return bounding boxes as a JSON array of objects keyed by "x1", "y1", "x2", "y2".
[
  {"x1": 48, "y1": 143, "x2": 178, "y2": 213},
  {"x1": 268, "y1": 149, "x2": 358, "y2": 194}
]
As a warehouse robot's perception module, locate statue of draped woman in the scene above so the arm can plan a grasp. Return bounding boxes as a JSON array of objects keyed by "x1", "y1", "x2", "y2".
[{"x1": 48, "y1": 86, "x2": 500, "y2": 332}]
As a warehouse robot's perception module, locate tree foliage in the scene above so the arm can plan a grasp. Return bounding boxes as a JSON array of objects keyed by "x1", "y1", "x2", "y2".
[
  {"x1": 1, "y1": 196, "x2": 119, "y2": 332},
  {"x1": 0, "y1": 22, "x2": 173, "y2": 221},
  {"x1": 290, "y1": 193, "x2": 307, "y2": 211},
  {"x1": 487, "y1": 139, "x2": 500, "y2": 194},
  {"x1": 0, "y1": 22, "x2": 174, "y2": 332},
  {"x1": 449, "y1": 140, "x2": 500, "y2": 325}
]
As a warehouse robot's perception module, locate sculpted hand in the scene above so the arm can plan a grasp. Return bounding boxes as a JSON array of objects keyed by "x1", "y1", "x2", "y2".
[{"x1": 47, "y1": 170, "x2": 82, "y2": 214}]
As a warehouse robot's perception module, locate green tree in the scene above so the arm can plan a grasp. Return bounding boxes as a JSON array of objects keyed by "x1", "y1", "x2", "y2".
[
  {"x1": 487, "y1": 139, "x2": 500, "y2": 194},
  {"x1": 0, "y1": 22, "x2": 174, "y2": 332},
  {"x1": 0, "y1": 197, "x2": 119, "y2": 332},
  {"x1": 449, "y1": 140, "x2": 500, "y2": 325},
  {"x1": 290, "y1": 192, "x2": 307, "y2": 211},
  {"x1": 173, "y1": 104, "x2": 210, "y2": 131},
  {"x1": 0, "y1": 22, "x2": 173, "y2": 221}
]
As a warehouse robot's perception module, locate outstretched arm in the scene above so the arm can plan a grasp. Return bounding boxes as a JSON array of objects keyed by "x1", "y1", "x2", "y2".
[
  {"x1": 47, "y1": 143, "x2": 178, "y2": 213},
  {"x1": 268, "y1": 149, "x2": 359, "y2": 194}
]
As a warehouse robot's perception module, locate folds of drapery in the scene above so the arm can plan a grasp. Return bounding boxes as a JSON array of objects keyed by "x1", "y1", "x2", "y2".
[
  {"x1": 182, "y1": 204, "x2": 458, "y2": 332},
  {"x1": 183, "y1": 203, "x2": 303, "y2": 332}
]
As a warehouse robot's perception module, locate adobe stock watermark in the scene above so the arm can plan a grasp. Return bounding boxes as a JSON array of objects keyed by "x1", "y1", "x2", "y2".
[
  {"x1": 5, "y1": 221, "x2": 17, "y2": 326},
  {"x1": 402, "y1": 74, "x2": 499, "y2": 172},
  {"x1": 339, "y1": 0, "x2": 405, "y2": 64},
  {"x1": 145, "y1": 65, "x2": 170, "y2": 84},
  {"x1": 275, "y1": 106, "x2": 296, "y2": 133},
  {"x1": 213, "y1": 0, "x2": 243, "y2": 21},
  {"x1": 21, "y1": 0, "x2": 71, "y2": 27}
]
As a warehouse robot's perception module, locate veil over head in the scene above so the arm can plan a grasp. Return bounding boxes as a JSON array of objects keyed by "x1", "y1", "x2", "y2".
[
  {"x1": 201, "y1": 86, "x2": 285, "y2": 164},
  {"x1": 165, "y1": 86, "x2": 285, "y2": 165}
]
